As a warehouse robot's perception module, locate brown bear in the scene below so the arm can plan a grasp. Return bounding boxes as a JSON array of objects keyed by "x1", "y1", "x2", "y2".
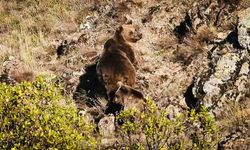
[
  {"x1": 96, "y1": 24, "x2": 142, "y2": 101},
  {"x1": 104, "y1": 24, "x2": 142, "y2": 64},
  {"x1": 113, "y1": 82, "x2": 146, "y2": 111}
]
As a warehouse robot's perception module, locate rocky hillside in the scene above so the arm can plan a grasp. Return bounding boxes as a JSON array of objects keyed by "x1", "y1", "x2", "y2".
[{"x1": 0, "y1": 0, "x2": 250, "y2": 149}]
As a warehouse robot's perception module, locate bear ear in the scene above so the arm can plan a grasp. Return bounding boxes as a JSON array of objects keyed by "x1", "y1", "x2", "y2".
[
  {"x1": 115, "y1": 25, "x2": 123, "y2": 35},
  {"x1": 125, "y1": 19, "x2": 132, "y2": 24},
  {"x1": 104, "y1": 39, "x2": 115, "y2": 49},
  {"x1": 124, "y1": 16, "x2": 133, "y2": 24},
  {"x1": 118, "y1": 25, "x2": 123, "y2": 32}
]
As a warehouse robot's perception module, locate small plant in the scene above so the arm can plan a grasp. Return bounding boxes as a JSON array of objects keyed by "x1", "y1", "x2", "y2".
[
  {"x1": 0, "y1": 76, "x2": 98, "y2": 149},
  {"x1": 187, "y1": 107, "x2": 219, "y2": 150}
]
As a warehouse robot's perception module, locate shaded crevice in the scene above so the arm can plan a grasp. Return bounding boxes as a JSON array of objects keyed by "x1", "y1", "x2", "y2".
[
  {"x1": 0, "y1": 74, "x2": 17, "y2": 85},
  {"x1": 218, "y1": 25, "x2": 244, "y2": 49},
  {"x1": 184, "y1": 82, "x2": 201, "y2": 110},
  {"x1": 104, "y1": 102, "x2": 124, "y2": 115},
  {"x1": 224, "y1": 28, "x2": 244, "y2": 49},
  {"x1": 56, "y1": 40, "x2": 70, "y2": 58},
  {"x1": 174, "y1": 13, "x2": 192, "y2": 39}
]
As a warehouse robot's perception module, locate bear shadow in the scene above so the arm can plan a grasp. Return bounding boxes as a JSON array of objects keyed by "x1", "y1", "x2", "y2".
[{"x1": 73, "y1": 63, "x2": 108, "y2": 107}]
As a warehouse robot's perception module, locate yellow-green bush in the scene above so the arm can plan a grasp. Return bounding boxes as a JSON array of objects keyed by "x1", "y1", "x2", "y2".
[
  {"x1": 187, "y1": 107, "x2": 219, "y2": 150},
  {"x1": 0, "y1": 77, "x2": 97, "y2": 149},
  {"x1": 0, "y1": 77, "x2": 219, "y2": 149},
  {"x1": 116, "y1": 99, "x2": 185, "y2": 150},
  {"x1": 116, "y1": 99, "x2": 219, "y2": 150}
]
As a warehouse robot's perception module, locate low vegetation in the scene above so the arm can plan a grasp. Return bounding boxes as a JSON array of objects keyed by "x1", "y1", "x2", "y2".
[
  {"x1": 0, "y1": 77, "x2": 98, "y2": 149},
  {"x1": 0, "y1": 77, "x2": 220, "y2": 149},
  {"x1": 116, "y1": 99, "x2": 219, "y2": 149}
]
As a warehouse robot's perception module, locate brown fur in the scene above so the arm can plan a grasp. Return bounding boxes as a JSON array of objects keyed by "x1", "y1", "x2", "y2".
[
  {"x1": 96, "y1": 24, "x2": 142, "y2": 99},
  {"x1": 114, "y1": 82, "x2": 145, "y2": 111},
  {"x1": 106, "y1": 24, "x2": 142, "y2": 64}
]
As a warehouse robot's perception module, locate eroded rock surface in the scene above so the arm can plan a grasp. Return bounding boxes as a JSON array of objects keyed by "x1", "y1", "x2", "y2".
[
  {"x1": 193, "y1": 44, "x2": 250, "y2": 113},
  {"x1": 98, "y1": 115, "x2": 117, "y2": 147},
  {"x1": 178, "y1": 3, "x2": 250, "y2": 148},
  {"x1": 192, "y1": 8, "x2": 250, "y2": 116},
  {"x1": 238, "y1": 8, "x2": 250, "y2": 50}
]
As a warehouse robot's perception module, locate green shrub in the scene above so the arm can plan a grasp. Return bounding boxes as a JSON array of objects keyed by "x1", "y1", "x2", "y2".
[
  {"x1": 187, "y1": 107, "x2": 219, "y2": 150},
  {"x1": 0, "y1": 76, "x2": 98, "y2": 149},
  {"x1": 116, "y1": 99, "x2": 219, "y2": 150}
]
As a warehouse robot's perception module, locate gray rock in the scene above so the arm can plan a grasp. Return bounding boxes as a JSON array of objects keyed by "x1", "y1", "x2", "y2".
[
  {"x1": 98, "y1": 115, "x2": 116, "y2": 138},
  {"x1": 98, "y1": 115, "x2": 117, "y2": 147},
  {"x1": 79, "y1": 16, "x2": 97, "y2": 30},
  {"x1": 193, "y1": 45, "x2": 249, "y2": 113},
  {"x1": 238, "y1": 8, "x2": 250, "y2": 50},
  {"x1": 184, "y1": 4, "x2": 250, "y2": 117}
]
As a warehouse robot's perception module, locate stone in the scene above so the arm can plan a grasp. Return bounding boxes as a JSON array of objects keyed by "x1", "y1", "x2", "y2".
[
  {"x1": 98, "y1": 115, "x2": 116, "y2": 138},
  {"x1": 79, "y1": 16, "x2": 97, "y2": 30},
  {"x1": 238, "y1": 8, "x2": 250, "y2": 50},
  {"x1": 193, "y1": 43, "x2": 250, "y2": 115}
]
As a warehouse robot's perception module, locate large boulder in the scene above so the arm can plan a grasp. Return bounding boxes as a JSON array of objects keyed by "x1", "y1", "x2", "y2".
[
  {"x1": 238, "y1": 8, "x2": 250, "y2": 50},
  {"x1": 98, "y1": 115, "x2": 117, "y2": 147}
]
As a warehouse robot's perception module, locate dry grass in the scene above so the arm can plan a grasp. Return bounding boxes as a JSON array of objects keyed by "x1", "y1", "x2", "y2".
[
  {"x1": 215, "y1": 99, "x2": 250, "y2": 148},
  {"x1": 217, "y1": 99, "x2": 250, "y2": 133},
  {"x1": 0, "y1": 0, "x2": 91, "y2": 74},
  {"x1": 196, "y1": 25, "x2": 217, "y2": 43},
  {"x1": 9, "y1": 68, "x2": 34, "y2": 83},
  {"x1": 0, "y1": 0, "x2": 202, "y2": 75}
]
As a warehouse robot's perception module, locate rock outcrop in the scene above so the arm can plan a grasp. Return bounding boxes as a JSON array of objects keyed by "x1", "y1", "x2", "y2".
[
  {"x1": 191, "y1": 8, "x2": 250, "y2": 116},
  {"x1": 238, "y1": 8, "x2": 250, "y2": 50}
]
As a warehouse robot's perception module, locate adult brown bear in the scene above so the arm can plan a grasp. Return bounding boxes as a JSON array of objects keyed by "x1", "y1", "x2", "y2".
[{"x1": 96, "y1": 24, "x2": 143, "y2": 102}]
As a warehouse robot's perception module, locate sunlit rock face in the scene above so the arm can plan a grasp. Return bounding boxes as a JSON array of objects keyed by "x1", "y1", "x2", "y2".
[
  {"x1": 238, "y1": 8, "x2": 250, "y2": 50},
  {"x1": 192, "y1": 8, "x2": 250, "y2": 116},
  {"x1": 194, "y1": 46, "x2": 249, "y2": 110}
]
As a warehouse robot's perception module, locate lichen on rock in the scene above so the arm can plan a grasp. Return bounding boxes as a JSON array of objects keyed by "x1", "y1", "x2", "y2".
[
  {"x1": 192, "y1": 7, "x2": 250, "y2": 116},
  {"x1": 238, "y1": 8, "x2": 250, "y2": 50}
]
